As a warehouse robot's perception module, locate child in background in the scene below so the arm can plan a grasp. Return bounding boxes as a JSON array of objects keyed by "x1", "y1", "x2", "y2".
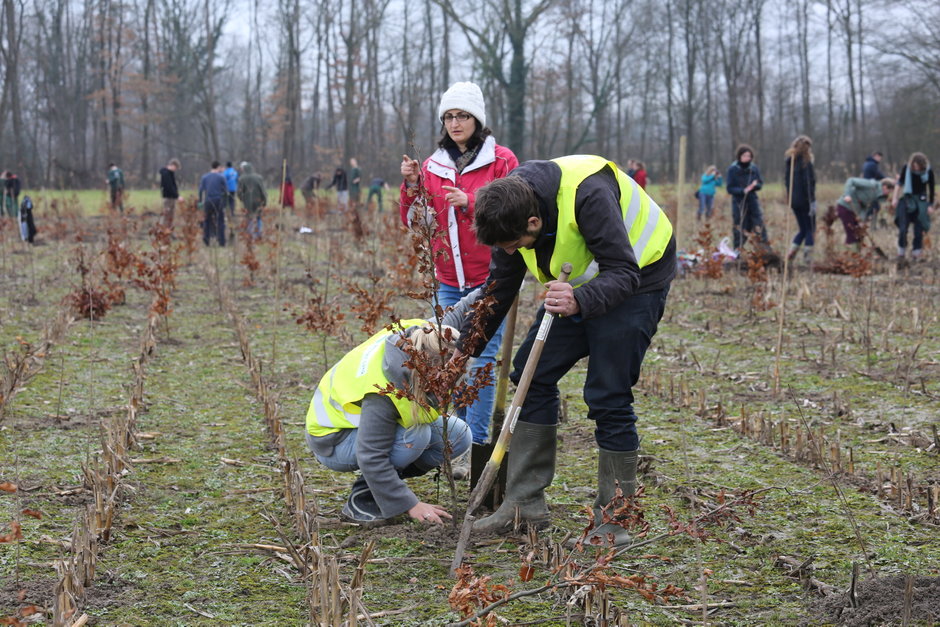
[{"x1": 697, "y1": 165, "x2": 722, "y2": 221}]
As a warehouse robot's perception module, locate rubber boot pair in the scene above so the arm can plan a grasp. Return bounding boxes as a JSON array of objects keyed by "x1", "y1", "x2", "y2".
[
  {"x1": 340, "y1": 462, "x2": 431, "y2": 525},
  {"x1": 472, "y1": 424, "x2": 639, "y2": 549},
  {"x1": 473, "y1": 422, "x2": 557, "y2": 533}
]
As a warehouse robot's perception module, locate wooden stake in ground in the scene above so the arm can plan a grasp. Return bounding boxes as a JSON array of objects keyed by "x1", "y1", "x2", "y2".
[
  {"x1": 469, "y1": 295, "x2": 520, "y2": 507},
  {"x1": 675, "y1": 134, "x2": 686, "y2": 246},
  {"x1": 773, "y1": 153, "x2": 797, "y2": 397},
  {"x1": 272, "y1": 158, "x2": 287, "y2": 368},
  {"x1": 451, "y1": 263, "x2": 572, "y2": 576}
]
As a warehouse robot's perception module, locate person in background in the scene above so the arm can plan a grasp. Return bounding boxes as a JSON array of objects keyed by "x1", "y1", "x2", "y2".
[
  {"x1": 891, "y1": 152, "x2": 935, "y2": 262},
  {"x1": 198, "y1": 161, "x2": 227, "y2": 246},
  {"x1": 301, "y1": 172, "x2": 322, "y2": 208},
  {"x1": 696, "y1": 165, "x2": 722, "y2": 221},
  {"x1": 223, "y1": 161, "x2": 239, "y2": 219},
  {"x1": 280, "y1": 171, "x2": 295, "y2": 210},
  {"x1": 836, "y1": 177, "x2": 895, "y2": 249},
  {"x1": 399, "y1": 81, "x2": 519, "y2": 478},
  {"x1": 861, "y1": 150, "x2": 888, "y2": 228},
  {"x1": 107, "y1": 163, "x2": 125, "y2": 213},
  {"x1": 626, "y1": 159, "x2": 637, "y2": 178},
  {"x1": 349, "y1": 158, "x2": 362, "y2": 209},
  {"x1": 784, "y1": 135, "x2": 817, "y2": 265},
  {"x1": 159, "y1": 159, "x2": 181, "y2": 228},
  {"x1": 4, "y1": 172, "x2": 21, "y2": 218},
  {"x1": 18, "y1": 195, "x2": 37, "y2": 244},
  {"x1": 862, "y1": 151, "x2": 886, "y2": 180},
  {"x1": 305, "y1": 303, "x2": 474, "y2": 525},
  {"x1": 366, "y1": 177, "x2": 388, "y2": 211},
  {"x1": 237, "y1": 162, "x2": 267, "y2": 239},
  {"x1": 1, "y1": 172, "x2": 9, "y2": 217},
  {"x1": 633, "y1": 161, "x2": 648, "y2": 189},
  {"x1": 726, "y1": 144, "x2": 768, "y2": 250},
  {"x1": 0, "y1": 172, "x2": 8, "y2": 218},
  {"x1": 327, "y1": 166, "x2": 349, "y2": 211}
]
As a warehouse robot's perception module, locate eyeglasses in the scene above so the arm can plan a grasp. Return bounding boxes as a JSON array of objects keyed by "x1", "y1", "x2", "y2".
[{"x1": 442, "y1": 112, "x2": 472, "y2": 124}]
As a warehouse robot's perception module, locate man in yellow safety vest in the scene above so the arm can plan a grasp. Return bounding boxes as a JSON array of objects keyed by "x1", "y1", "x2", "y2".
[{"x1": 456, "y1": 155, "x2": 676, "y2": 546}]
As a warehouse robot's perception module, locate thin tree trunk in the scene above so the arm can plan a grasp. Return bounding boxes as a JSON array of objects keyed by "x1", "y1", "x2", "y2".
[
  {"x1": 140, "y1": 0, "x2": 154, "y2": 179},
  {"x1": 755, "y1": 3, "x2": 765, "y2": 150},
  {"x1": 342, "y1": 0, "x2": 359, "y2": 162},
  {"x1": 203, "y1": 0, "x2": 220, "y2": 158}
]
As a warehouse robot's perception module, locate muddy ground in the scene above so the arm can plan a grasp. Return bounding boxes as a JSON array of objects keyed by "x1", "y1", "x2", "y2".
[{"x1": 1, "y1": 190, "x2": 938, "y2": 625}]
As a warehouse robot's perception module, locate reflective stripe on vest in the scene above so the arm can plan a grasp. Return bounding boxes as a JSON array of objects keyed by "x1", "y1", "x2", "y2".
[
  {"x1": 519, "y1": 155, "x2": 673, "y2": 286},
  {"x1": 305, "y1": 319, "x2": 440, "y2": 437}
]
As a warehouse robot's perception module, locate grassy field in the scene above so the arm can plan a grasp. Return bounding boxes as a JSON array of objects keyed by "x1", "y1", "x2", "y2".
[
  {"x1": 0, "y1": 189, "x2": 938, "y2": 625},
  {"x1": 20, "y1": 181, "x2": 848, "y2": 220}
]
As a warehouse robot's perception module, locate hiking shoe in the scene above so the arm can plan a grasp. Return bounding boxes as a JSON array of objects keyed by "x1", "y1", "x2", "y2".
[
  {"x1": 452, "y1": 450, "x2": 471, "y2": 480},
  {"x1": 340, "y1": 475, "x2": 387, "y2": 526}
]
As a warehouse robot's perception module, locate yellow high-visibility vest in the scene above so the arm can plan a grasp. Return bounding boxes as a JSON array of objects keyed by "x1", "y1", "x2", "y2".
[
  {"x1": 519, "y1": 155, "x2": 673, "y2": 286},
  {"x1": 305, "y1": 319, "x2": 440, "y2": 437}
]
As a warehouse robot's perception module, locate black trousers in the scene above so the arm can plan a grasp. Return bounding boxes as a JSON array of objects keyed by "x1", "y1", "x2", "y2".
[
  {"x1": 510, "y1": 286, "x2": 670, "y2": 451},
  {"x1": 203, "y1": 199, "x2": 226, "y2": 246}
]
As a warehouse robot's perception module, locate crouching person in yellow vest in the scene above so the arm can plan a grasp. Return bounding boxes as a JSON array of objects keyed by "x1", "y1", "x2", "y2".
[
  {"x1": 453, "y1": 155, "x2": 676, "y2": 546},
  {"x1": 305, "y1": 301, "x2": 476, "y2": 526}
]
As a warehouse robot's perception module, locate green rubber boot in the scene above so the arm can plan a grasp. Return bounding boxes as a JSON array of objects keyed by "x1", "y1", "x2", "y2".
[
  {"x1": 472, "y1": 422, "x2": 557, "y2": 533},
  {"x1": 583, "y1": 448, "x2": 639, "y2": 548}
]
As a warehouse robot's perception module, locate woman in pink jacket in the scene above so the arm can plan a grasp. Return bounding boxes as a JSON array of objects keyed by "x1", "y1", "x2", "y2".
[{"x1": 400, "y1": 82, "x2": 518, "y2": 474}]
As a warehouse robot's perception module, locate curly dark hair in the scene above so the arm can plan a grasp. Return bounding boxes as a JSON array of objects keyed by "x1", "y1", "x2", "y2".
[
  {"x1": 473, "y1": 176, "x2": 539, "y2": 246},
  {"x1": 735, "y1": 144, "x2": 755, "y2": 162}
]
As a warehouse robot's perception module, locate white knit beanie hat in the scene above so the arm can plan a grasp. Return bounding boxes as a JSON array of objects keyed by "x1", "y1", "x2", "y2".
[{"x1": 438, "y1": 81, "x2": 486, "y2": 128}]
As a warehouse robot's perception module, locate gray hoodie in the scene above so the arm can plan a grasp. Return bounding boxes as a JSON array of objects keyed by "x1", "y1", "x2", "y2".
[{"x1": 309, "y1": 291, "x2": 479, "y2": 518}]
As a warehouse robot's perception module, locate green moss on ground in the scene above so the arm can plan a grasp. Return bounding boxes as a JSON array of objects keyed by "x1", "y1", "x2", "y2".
[{"x1": 1, "y1": 200, "x2": 938, "y2": 625}]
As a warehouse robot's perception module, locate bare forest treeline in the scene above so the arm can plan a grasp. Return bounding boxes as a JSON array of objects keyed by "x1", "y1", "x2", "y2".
[{"x1": 0, "y1": 0, "x2": 938, "y2": 188}]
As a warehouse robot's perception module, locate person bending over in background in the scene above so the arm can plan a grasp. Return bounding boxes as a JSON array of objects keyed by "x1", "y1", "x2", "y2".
[
  {"x1": 835, "y1": 177, "x2": 895, "y2": 250},
  {"x1": 366, "y1": 177, "x2": 388, "y2": 211},
  {"x1": 301, "y1": 172, "x2": 321, "y2": 208},
  {"x1": 327, "y1": 166, "x2": 349, "y2": 211}
]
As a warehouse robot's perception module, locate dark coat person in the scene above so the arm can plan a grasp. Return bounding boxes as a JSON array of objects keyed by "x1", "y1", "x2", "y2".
[{"x1": 726, "y1": 145, "x2": 768, "y2": 250}]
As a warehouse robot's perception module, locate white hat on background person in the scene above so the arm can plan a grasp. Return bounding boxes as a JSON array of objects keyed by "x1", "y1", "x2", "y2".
[{"x1": 438, "y1": 82, "x2": 487, "y2": 128}]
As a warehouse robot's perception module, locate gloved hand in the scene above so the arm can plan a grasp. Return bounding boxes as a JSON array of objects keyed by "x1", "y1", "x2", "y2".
[{"x1": 809, "y1": 201, "x2": 817, "y2": 216}]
